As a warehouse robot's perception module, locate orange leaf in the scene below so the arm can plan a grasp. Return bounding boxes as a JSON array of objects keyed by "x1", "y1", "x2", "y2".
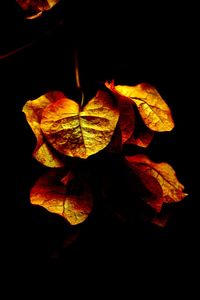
[
  {"x1": 22, "y1": 92, "x2": 65, "y2": 167},
  {"x1": 16, "y1": 0, "x2": 59, "y2": 18},
  {"x1": 106, "y1": 81, "x2": 135, "y2": 144},
  {"x1": 125, "y1": 126, "x2": 154, "y2": 148},
  {"x1": 126, "y1": 154, "x2": 187, "y2": 205},
  {"x1": 40, "y1": 90, "x2": 119, "y2": 159},
  {"x1": 130, "y1": 164, "x2": 163, "y2": 212},
  {"x1": 109, "y1": 82, "x2": 174, "y2": 132},
  {"x1": 30, "y1": 169, "x2": 93, "y2": 225}
]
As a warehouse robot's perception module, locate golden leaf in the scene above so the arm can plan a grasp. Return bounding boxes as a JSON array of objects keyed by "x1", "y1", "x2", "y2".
[
  {"x1": 30, "y1": 169, "x2": 93, "y2": 225},
  {"x1": 22, "y1": 92, "x2": 65, "y2": 167},
  {"x1": 106, "y1": 81, "x2": 135, "y2": 144},
  {"x1": 62, "y1": 170, "x2": 93, "y2": 225},
  {"x1": 16, "y1": 0, "x2": 59, "y2": 18},
  {"x1": 109, "y1": 82, "x2": 174, "y2": 132},
  {"x1": 126, "y1": 154, "x2": 187, "y2": 205},
  {"x1": 40, "y1": 90, "x2": 119, "y2": 159},
  {"x1": 130, "y1": 163, "x2": 163, "y2": 212},
  {"x1": 16, "y1": 0, "x2": 59, "y2": 11}
]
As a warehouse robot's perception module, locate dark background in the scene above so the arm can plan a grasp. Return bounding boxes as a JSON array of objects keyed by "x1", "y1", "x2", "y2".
[{"x1": 1, "y1": 0, "x2": 197, "y2": 293}]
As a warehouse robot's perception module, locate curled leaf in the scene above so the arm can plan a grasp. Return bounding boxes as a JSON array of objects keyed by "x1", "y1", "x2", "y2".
[
  {"x1": 30, "y1": 169, "x2": 93, "y2": 225},
  {"x1": 106, "y1": 81, "x2": 135, "y2": 144},
  {"x1": 108, "y1": 82, "x2": 174, "y2": 132},
  {"x1": 126, "y1": 154, "x2": 187, "y2": 208},
  {"x1": 23, "y1": 92, "x2": 65, "y2": 167},
  {"x1": 40, "y1": 90, "x2": 119, "y2": 159},
  {"x1": 16, "y1": 0, "x2": 59, "y2": 18}
]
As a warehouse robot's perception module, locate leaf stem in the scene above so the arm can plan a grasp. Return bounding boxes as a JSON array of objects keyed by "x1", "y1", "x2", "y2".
[
  {"x1": 0, "y1": 41, "x2": 34, "y2": 60},
  {"x1": 81, "y1": 91, "x2": 85, "y2": 107},
  {"x1": 75, "y1": 48, "x2": 84, "y2": 106},
  {"x1": 0, "y1": 19, "x2": 64, "y2": 61},
  {"x1": 75, "y1": 50, "x2": 81, "y2": 90}
]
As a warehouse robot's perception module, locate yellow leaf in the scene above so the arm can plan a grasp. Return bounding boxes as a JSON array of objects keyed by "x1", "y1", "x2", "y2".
[
  {"x1": 106, "y1": 81, "x2": 135, "y2": 143},
  {"x1": 126, "y1": 154, "x2": 187, "y2": 204},
  {"x1": 110, "y1": 83, "x2": 174, "y2": 132},
  {"x1": 30, "y1": 170, "x2": 66, "y2": 215},
  {"x1": 22, "y1": 92, "x2": 65, "y2": 167},
  {"x1": 40, "y1": 90, "x2": 119, "y2": 159},
  {"x1": 63, "y1": 170, "x2": 93, "y2": 225},
  {"x1": 30, "y1": 169, "x2": 93, "y2": 225}
]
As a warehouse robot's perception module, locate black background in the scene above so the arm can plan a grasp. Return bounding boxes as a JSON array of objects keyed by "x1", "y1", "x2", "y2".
[{"x1": 1, "y1": 0, "x2": 197, "y2": 294}]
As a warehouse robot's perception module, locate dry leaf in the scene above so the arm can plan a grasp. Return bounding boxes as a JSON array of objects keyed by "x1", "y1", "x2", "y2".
[
  {"x1": 108, "y1": 82, "x2": 174, "y2": 132},
  {"x1": 130, "y1": 164, "x2": 163, "y2": 212},
  {"x1": 30, "y1": 169, "x2": 66, "y2": 215},
  {"x1": 23, "y1": 92, "x2": 65, "y2": 167},
  {"x1": 106, "y1": 81, "x2": 135, "y2": 144},
  {"x1": 126, "y1": 155, "x2": 187, "y2": 208},
  {"x1": 30, "y1": 169, "x2": 93, "y2": 225},
  {"x1": 125, "y1": 126, "x2": 154, "y2": 148},
  {"x1": 16, "y1": 0, "x2": 59, "y2": 18},
  {"x1": 40, "y1": 90, "x2": 119, "y2": 159}
]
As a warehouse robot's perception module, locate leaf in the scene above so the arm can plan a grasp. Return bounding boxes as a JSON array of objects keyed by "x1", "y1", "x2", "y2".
[
  {"x1": 30, "y1": 170, "x2": 66, "y2": 216},
  {"x1": 23, "y1": 92, "x2": 65, "y2": 167},
  {"x1": 16, "y1": 0, "x2": 59, "y2": 18},
  {"x1": 126, "y1": 154, "x2": 187, "y2": 206},
  {"x1": 130, "y1": 163, "x2": 164, "y2": 212},
  {"x1": 106, "y1": 81, "x2": 135, "y2": 143},
  {"x1": 16, "y1": 0, "x2": 59, "y2": 12},
  {"x1": 125, "y1": 126, "x2": 154, "y2": 148},
  {"x1": 109, "y1": 82, "x2": 174, "y2": 132},
  {"x1": 30, "y1": 169, "x2": 93, "y2": 225},
  {"x1": 40, "y1": 90, "x2": 119, "y2": 159}
]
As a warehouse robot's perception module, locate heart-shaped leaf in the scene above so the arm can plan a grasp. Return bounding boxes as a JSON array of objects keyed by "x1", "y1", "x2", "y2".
[
  {"x1": 30, "y1": 169, "x2": 93, "y2": 225},
  {"x1": 40, "y1": 90, "x2": 119, "y2": 159}
]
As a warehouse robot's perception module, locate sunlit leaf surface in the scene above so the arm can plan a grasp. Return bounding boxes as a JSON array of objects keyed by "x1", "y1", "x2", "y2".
[
  {"x1": 40, "y1": 90, "x2": 119, "y2": 159},
  {"x1": 23, "y1": 92, "x2": 65, "y2": 167},
  {"x1": 108, "y1": 82, "x2": 174, "y2": 132},
  {"x1": 16, "y1": 0, "x2": 59, "y2": 18},
  {"x1": 126, "y1": 154, "x2": 187, "y2": 207},
  {"x1": 30, "y1": 169, "x2": 93, "y2": 225}
]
